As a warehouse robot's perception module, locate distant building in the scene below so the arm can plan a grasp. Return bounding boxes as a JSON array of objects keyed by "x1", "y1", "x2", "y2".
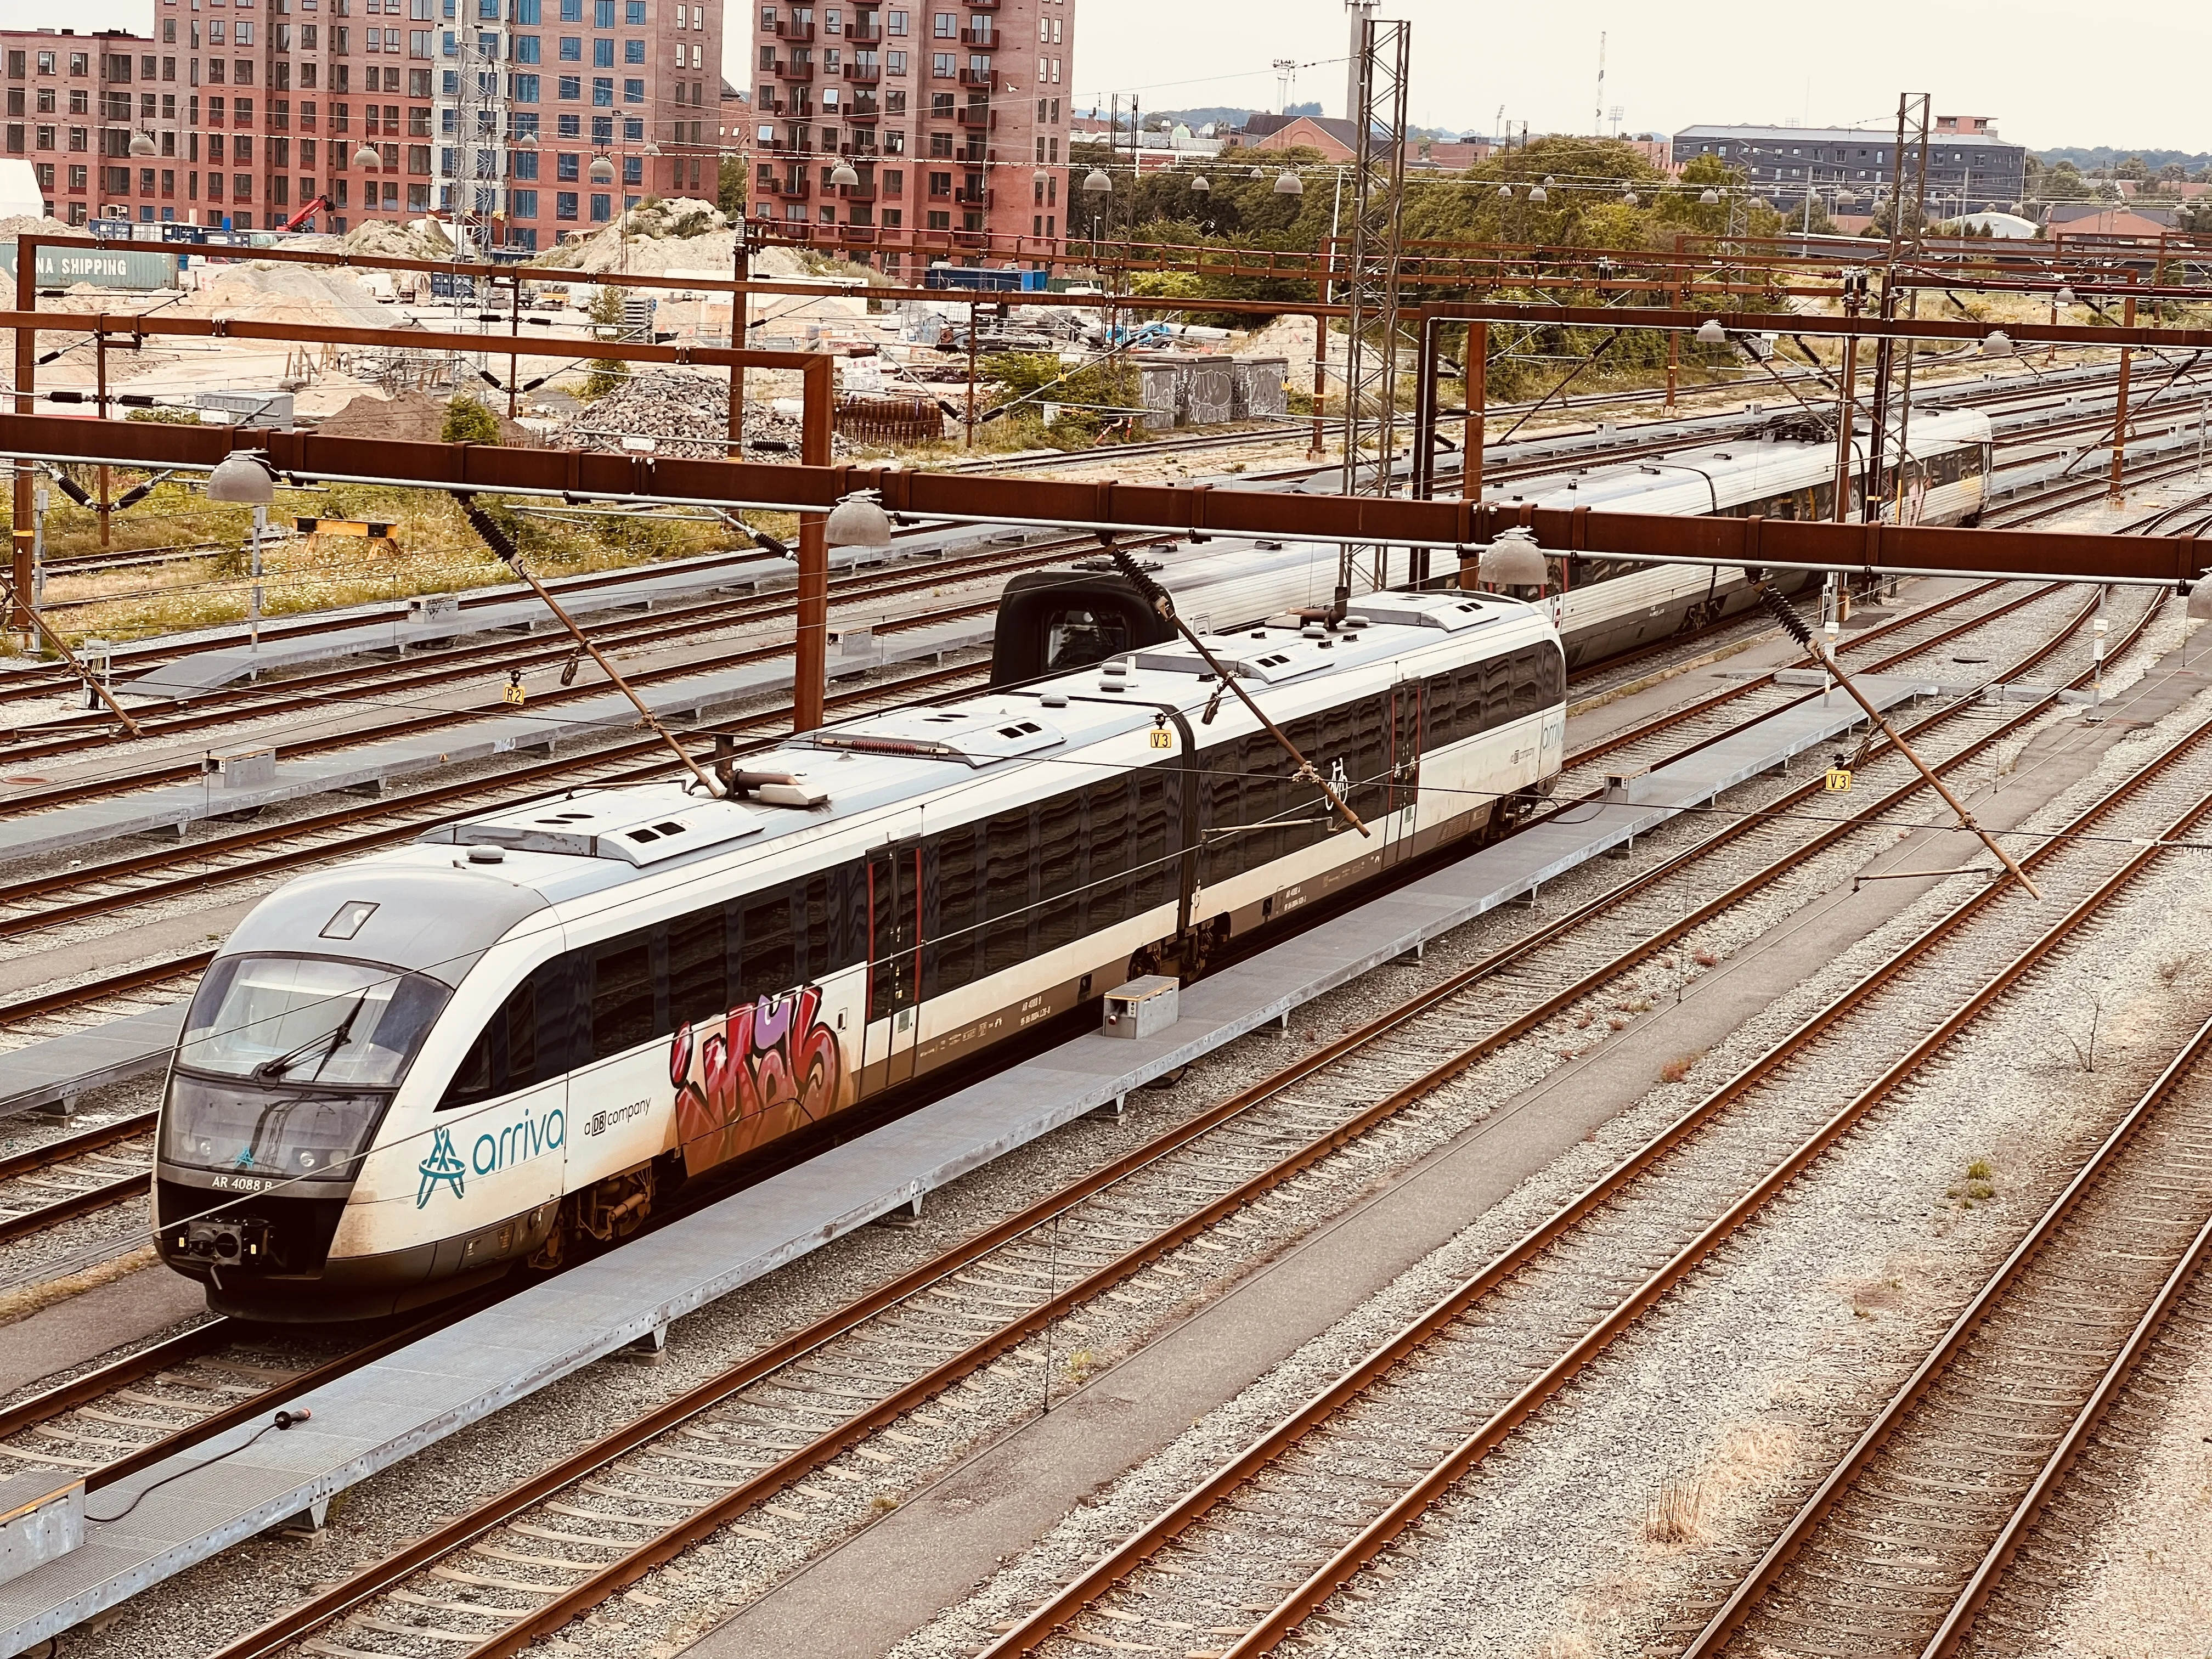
[
  {"x1": 742, "y1": 0, "x2": 1075, "y2": 274},
  {"x1": 1239, "y1": 113, "x2": 1489, "y2": 171},
  {"x1": 1670, "y1": 119, "x2": 2027, "y2": 216},
  {"x1": 1, "y1": 26, "x2": 160, "y2": 228},
  {"x1": 2046, "y1": 203, "x2": 2180, "y2": 239}
]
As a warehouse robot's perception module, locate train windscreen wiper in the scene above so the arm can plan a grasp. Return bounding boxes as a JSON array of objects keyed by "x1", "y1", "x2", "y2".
[{"x1": 251, "y1": 994, "x2": 368, "y2": 1084}]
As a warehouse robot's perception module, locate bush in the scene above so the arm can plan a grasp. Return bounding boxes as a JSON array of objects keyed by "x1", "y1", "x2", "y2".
[
  {"x1": 440, "y1": 396, "x2": 500, "y2": 445},
  {"x1": 579, "y1": 358, "x2": 630, "y2": 399},
  {"x1": 125, "y1": 406, "x2": 204, "y2": 425}
]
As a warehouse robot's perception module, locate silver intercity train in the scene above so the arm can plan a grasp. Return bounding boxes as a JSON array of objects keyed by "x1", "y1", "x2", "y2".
[
  {"x1": 154, "y1": 590, "x2": 1567, "y2": 1320},
  {"x1": 991, "y1": 408, "x2": 1993, "y2": 682}
]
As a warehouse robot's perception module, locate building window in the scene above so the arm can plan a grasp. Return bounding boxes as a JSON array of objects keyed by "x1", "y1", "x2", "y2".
[
  {"x1": 592, "y1": 37, "x2": 613, "y2": 65},
  {"x1": 932, "y1": 52, "x2": 953, "y2": 77},
  {"x1": 625, "y1": 0, "x2": 644, "y2": 19},
  {"x1": 622, "y1": 154, "x2": 639, "y2": 182},
  {"x1": 590, "y1": 190, "x2": 610, "y2": 219},
  {"x1": 558, "y1": 73, "x2": 580, "y2": 98},
  {"x1": 510, "y1": 187, "x2": 537, "y2": 215},
  {"x1": 591, "y1": 76, "x2": 612, "y2": 104},
  {"x1": 623, "y1": 78, "x2": 642, "y2": 101},
  {"x1": 556, "y1": 187, "x2": 577, "y2": 216},
  {"x1": 623, "y1": 38, "x2": 643, "y2": 62},
  {"x1": 558, "y1": 111, "x2": 580, "y2": 136},
  {"x1": 515, "y1": 35, "x2": 541, "y2": 60},
  {"x1": 560, "y1": 35, "x2": 581, "y2": 58},
  {"x1": 594, "y1": 0, "x2": 614, "y2": 23}
]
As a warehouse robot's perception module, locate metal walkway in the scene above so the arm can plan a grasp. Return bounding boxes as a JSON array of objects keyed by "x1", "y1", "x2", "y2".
[{"x1": 0, "y1": 673, "x2": 1931, "y2": 1655}]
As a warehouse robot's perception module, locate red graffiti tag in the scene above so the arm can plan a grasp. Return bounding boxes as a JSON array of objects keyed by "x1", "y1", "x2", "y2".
[{"x1": 673, "y1": 986, "x2": 847, "y2": 1176}]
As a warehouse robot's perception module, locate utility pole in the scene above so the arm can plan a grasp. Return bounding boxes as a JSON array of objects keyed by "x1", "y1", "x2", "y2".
[
  {"x1": 1274, "y1": 59, "x2": 1297, "y2": 118},
  {"x1": 1594, "y1": 32, "x2": 1606, "y2": 135},
  {"x1": 1343, "y1": 0, "x2": 1379, "y2": 122}
]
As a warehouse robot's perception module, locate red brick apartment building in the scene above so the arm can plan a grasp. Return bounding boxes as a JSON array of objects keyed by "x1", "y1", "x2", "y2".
[
  {"x1": 741, "y1": 0, "x2": 1073, "y2": 271},
  {"x1": 7, "y1": 0, "x2": 725, "y2": 250},
  {"x1": 2, "y1": 27, "x2": 167, "y2": 228}
]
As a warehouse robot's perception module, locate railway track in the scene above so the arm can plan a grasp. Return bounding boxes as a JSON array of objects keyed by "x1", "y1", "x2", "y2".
[
  {"x1": 972, "y1": 647, "x2": 2212, "y2": 1659},
  {"x1": 1679, "y1": 1013, "x2": 2212, "y2": 1658},
  {"x1": 0, "y1": 529, "x2": 1107, "y2": 766},
  {"x1": 154, "y1": 584, "x2": 2162, "y2": 1659}
]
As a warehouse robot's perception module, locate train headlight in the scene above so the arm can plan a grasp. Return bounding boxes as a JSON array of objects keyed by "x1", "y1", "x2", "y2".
[{"x1": 298, "y1": 1152, "x2": 319, "y2": 1170}]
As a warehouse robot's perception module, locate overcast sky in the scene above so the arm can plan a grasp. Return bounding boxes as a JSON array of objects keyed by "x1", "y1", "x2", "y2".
[{"x1": 10, "y1": 0, "x2": 2202, "y2": 155}]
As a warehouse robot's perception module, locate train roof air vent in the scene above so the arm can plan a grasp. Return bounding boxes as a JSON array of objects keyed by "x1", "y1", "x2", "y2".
[
  {"x1": 811, "y1": 706, "x2": 1066, "y2": 766},
  {"x1": 417, "y1": 786, "x2": 766, "y2": 866}
]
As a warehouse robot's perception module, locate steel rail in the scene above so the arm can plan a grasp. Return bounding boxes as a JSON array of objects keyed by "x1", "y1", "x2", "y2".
[
  {"x1": 0, "y1": 585, "x2": 1001, "y2": 822},
  {"x1": 981, "y1": 690, "x2": 2212, "y2": 1659},
  {"x1": 0, "y1": 1111, "x2": 156, "y2": 1183},
  {"x1": 0, "y1": 531, "x2": 1107, "y2": 760},
  {"x1": 1561, "y1": 576, "x2": 2019, "y2": 771},
  {"x1": 0, "y1": 1171, "x2": 149, "y2": 1247},
  {"x1": 1682, "y1": 1013, "x2": 2212, "y2": 1658},
  {"x1": 0, "y1": 662, "x2": 989, "y2": 1043},
  {"x1": 200, "y1": 584, "x2": 2143, "y2": 1659}
]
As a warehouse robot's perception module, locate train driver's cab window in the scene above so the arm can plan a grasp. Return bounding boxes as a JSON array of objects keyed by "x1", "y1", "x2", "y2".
[{"x1": 1044, "y1": 606, "x2": 1132, "y2": 674}]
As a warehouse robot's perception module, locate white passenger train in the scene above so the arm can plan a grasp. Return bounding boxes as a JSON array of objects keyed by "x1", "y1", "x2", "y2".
[
  {"x1": 991, "y1": 408, "x2": 1993, "y2": 681},
  {"x1": 154, "y1": 590, "x2": 1567, "y2": 1320}
]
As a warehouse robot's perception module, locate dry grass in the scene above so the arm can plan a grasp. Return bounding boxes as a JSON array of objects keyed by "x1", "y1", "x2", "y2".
[
  {"x1": 1643, "y1": 1476, "x2": 1709, "y2": 1547},
  {"x1": 1660, "y1": 1054, "x2": 1699, "y2": 1085},
  {"x1": 0, "y1": 1243, "x2": 161, "y2": 1327},
  {"x1": 6, "y1": 473, "x2": 754, "y2": 648}
]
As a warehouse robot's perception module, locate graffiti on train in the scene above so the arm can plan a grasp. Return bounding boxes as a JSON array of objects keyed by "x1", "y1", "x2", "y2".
[{"x1": 671, "y1": 984, "x2": 849, "y2": 1174}]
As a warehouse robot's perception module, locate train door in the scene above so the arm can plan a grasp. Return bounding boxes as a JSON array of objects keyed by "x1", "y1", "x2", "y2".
[
  {"x1": 863, "y1": 841, "x2": 923, "y2": 1093},
  {"x1": 1384, "y1": 679, "x2": 1423, "y2": 865}
]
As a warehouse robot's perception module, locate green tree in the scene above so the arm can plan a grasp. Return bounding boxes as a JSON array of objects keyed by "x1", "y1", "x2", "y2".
[
  {"x1": 2115, "y1": 155, "x2": 2151, "y2": 181},
  {"x1": 718, "y1": 155, "x2": 747, "y2": 217},
  {"x1": 441, "y1": 396, "x2": 500, "y2": 445}
]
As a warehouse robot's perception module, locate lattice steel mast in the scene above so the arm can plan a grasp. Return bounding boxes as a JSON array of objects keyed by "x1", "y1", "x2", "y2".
[
  {"x1": 1862, "y1": 92, "x2": 1931, "y2": 527},
  {"x1": 1334, "y1": 12, "x2": 1410, "y2": 606}
]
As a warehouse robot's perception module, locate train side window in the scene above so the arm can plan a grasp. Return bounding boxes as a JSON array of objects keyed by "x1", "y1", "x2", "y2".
[
  {"x1": 439, "y1": 1023, "x2": 493, "y2": 1108},
  {"x1": 1243, "y1": 733, "x2": 1288, "y2": 867},
  {"x1": 505, "y1": 977, "x2": 538, "y2": 1087},
  {"x1": 1131, "y1": 770, "x2": 1176, "y2": 913},
  {"x1": 1037, "y1": 791, "x2": 1085, "y2": 952},
  {"x1": 437, "y1": 976, "x2": 538, "y2": 1109},
  {"x1": 1425, "y1": 669, "x2": 1461, "y2": 748},
  {"x1": 668, "y1": 905, "x2": 726, "y2": 1027},
  {"x1": 1085, "y1": 777, "x2": 1131, "y2": 928},
  {"x1": 737, "y1": 888, "x2": 796, "y2": 1001},
  {"x1": 980, "y1": 808, "x2": 1032, "y2": 976},
  {"x1": 928, "y1": 825, "x2": 980, "y2": 997},
  {"x1": 1201, "y1": 744, "x2": 1244, "y2": 885},
  {"x1": 591, "y1": 935, "x2": 656, "y2": 1060}
]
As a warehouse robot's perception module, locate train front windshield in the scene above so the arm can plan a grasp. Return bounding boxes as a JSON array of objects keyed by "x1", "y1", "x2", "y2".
[{"x1": 161, "y1": 955, "x2": 451, "y2": 1185}]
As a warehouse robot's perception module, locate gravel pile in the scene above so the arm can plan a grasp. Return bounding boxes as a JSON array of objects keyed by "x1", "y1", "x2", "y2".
[
  {"x1": 315, "y1": 389, "x2": 534, "y2": 447},
  {"x1": 555, "y1": 369, "x2": 850, "y2": 459}
]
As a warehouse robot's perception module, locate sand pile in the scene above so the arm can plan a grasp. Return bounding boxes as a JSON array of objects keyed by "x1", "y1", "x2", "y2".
[
  {"x1": 340, "y1": 217, "x2": 456, "y2": 261},
  {"x1": 317, "y1": 390, "x2": 533, "y2": 447}
]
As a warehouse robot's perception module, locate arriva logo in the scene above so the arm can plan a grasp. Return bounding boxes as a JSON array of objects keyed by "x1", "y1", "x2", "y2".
[{"x1": 416, "y1": 1127, "x2": 467, "y2": 1208}]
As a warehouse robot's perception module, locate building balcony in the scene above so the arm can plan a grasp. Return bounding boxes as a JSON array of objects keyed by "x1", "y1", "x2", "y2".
[
  {"x1": 966, "y1": 0, "x2": 997, "y2": 10},
  {"x1": 839, "y1": 223, "x2": 878, "y2": 241},
  {"x1": 955, "y1": 186, "x2": 991, "y2": 207},
  {"x1": 955, "y1": 106, "x2": 994, "y2": 129},
  {"x1": 837, "y1": 181, "x2": 876, "y2": 201},
  {"x1": 953, "y1": 228, "x2": 989, "y2": 247},
  {"x1": 774, "y1": 59, "x2": 815, "y2": 82},
  {"x1": 959, "y1": 26, "x2": 999, "y2": 48},
  {"x1": 842, "y1": 62, "x2": 879, "y2": 83},
  {"x1": 773, "y1": 19, "x2": 814, "y2": 40},
  {"x1": 768, "y1": 176, "x2": 811, "y2": 199},
  {"x1": 846, "y1": 22, "x2": 883, "y2": 42},
  {"x1": 838, "y1": 138, "x2": 881, "y2": 156},
  {"x1": 848, "y1": 94, "x2": 881, "y2": 116},
  {"x1": 958, "y1": 67, "x2": 997, "y2": 89}
]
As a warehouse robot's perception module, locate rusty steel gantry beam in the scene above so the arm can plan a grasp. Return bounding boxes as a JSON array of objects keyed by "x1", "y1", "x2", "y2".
[{"x1": 4, "y1": 410, "x2": 2207, "y2": 590}]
